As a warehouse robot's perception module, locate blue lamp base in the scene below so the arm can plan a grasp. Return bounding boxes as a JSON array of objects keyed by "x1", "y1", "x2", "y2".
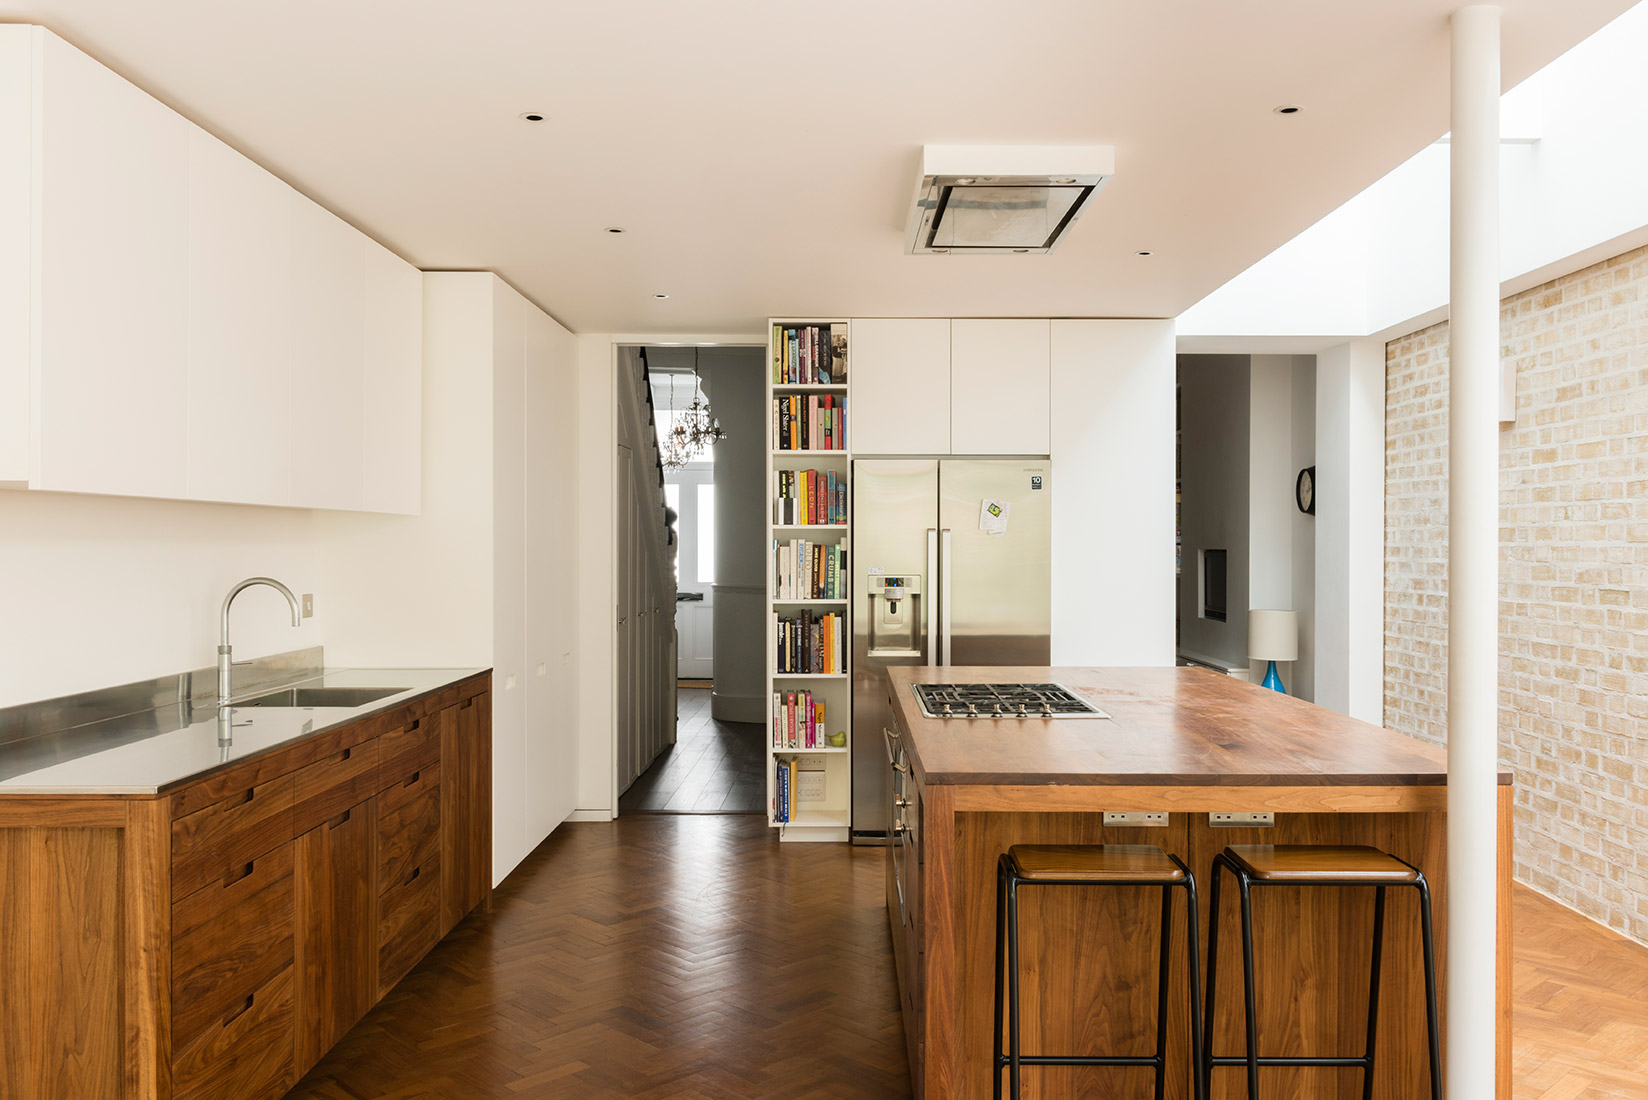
[{"x1": 1261, "y1": 660, "x2": 1286, "y2": 694}]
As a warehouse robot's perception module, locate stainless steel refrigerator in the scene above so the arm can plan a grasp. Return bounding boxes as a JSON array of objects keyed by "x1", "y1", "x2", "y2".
[{"x1": 850, "y1": 459, "x2": 1052, "y2": 842}]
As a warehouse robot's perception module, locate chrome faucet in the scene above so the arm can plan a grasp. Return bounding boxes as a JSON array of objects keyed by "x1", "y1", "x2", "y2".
[{"x1": 218, "y1": 577, "x2": 302, "y2": 704}]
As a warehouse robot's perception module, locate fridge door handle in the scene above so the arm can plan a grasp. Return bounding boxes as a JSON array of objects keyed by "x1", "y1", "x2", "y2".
[
  {"x1": 940, "y1": 528, "x2": 953, "y2": 666},
  {"x1": 926, "y1": 528, "x2": 939, "y2": 667}
]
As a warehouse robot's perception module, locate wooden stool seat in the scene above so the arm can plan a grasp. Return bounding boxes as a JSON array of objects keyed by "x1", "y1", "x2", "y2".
[
  {"x1": 1007, "y1": 843, "x2": 1187, "y2": 883},
  {"x1": 1223, "y1": 844, "x2": 1421, "y2": 884}
]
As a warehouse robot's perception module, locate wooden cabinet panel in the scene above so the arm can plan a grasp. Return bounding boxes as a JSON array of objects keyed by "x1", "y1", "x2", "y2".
[
  {"x1": 170, "y1": 966, "x2": 295, "y2": 1100},
  {"x1": 950, "y1": 319, "x2": 1050, "y2": 455},
  {"x1": 291, "y1": 738, "x2": 378, "y2": 837},
  {"x1": 377, "y1": 852, "x2": 442, "y2": 997},
  {"x1": 170, "y1": 842, "x2": 294, "y2": 1048},
  {"x1": 441, "y1": 692, "x2": 492, "y2": 933},
  {"x1": 378, "y1": 715, "x2": 440, "y2": 792},
  {"x1": 378, "y1": 764, "x2": 441, "y2": 893},
  {"x1": 171, "y1": 774, "x2": 294, "y2": 899},
  {"x1": 848, "y1": 319, "x2": 951, "y2": 454},
  {"x1": 294, "y1": 798, "x2": 377, "y2": 1076},
  {"x1": 34, "y1": 32, "x2": 189, "y2": 498}
]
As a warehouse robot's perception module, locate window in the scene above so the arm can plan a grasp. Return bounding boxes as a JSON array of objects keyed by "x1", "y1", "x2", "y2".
[{"x1": 697, "y1": 484, "x2": 716, "y2": 585}]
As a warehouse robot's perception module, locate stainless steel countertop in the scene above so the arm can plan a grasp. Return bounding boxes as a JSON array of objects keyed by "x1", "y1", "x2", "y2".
[{"x1": 0, "y1": 667, "x2": 486, "y2": 795}]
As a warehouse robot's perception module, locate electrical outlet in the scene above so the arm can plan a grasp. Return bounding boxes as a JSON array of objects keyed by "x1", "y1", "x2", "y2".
[
  {"x1": 1102, "y1": 811, "x2": 1168, "y2": 827},
  {"x1": 796, "y1": 769, "x2": 826, "y2": 802},
  {"x1": 301, "y1": 593, "x2": 314, "y2": 618},
  {"x1": 798, "y1": 754, "x2": 827, "y2": 770},
  {"x1": 1208, "y1": 812, "x2": 1276, "y2": 828},
  {"x1": 536, "y1": 662, "x2": 546, "y2": 677},
  {"x1": 505, "y1": 674, "x2": 517, "y2": 690}
]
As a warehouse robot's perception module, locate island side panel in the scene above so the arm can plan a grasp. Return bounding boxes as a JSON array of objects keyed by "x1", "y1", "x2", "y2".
[{"x1": 939, "y1": 807, "x2": 1450, "y2": 1100}]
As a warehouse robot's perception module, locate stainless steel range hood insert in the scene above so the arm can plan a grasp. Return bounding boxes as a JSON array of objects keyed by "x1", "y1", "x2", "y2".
[{"x1": 905, "y1": 144, "x2": 1114, "y2": 255}]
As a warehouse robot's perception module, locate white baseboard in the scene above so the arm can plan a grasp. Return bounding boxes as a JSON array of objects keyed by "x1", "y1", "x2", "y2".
[
  {"x1": 711, "y1": 690, "x2": 765, "y2": 724},
  {"x1": 565, "y1": 809, "x2": 615, "y2": 823}
]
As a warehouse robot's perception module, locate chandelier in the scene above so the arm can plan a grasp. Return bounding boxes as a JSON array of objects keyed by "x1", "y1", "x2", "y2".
[{"x1": 661, "y1": 351, "x2": 726, "y2": 469}]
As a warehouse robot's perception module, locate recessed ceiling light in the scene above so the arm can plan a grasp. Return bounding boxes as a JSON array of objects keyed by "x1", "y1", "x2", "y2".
[
  {"x1": 1273, "y1": 105, "x2": 1302, "y2": 116},
  {"x1": 605, "y1": 226, "x2": 625, "y2": 235},
  {"x1": 652, "y1": 293, "x2": 670, "y2": 299},
  {"x1": 519, "y1": 111, "x2": 547, "y2": 122},
  {"x1": 1135, "y1": 250, "x2": 1154, "y2": 256},
  {"x1": 1012, "y1": 249, "x2": 1030, "y2": 254}
]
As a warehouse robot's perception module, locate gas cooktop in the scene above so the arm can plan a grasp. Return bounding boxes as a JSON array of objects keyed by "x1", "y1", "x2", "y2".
[{"x1": 912, "y1": 683, "x2": 1110, "y2": 720}]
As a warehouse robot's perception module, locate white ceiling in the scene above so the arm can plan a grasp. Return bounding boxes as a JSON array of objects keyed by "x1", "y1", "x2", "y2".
[{"x1": 1, "y1": 0, "x2": 1635, "y2": 333}]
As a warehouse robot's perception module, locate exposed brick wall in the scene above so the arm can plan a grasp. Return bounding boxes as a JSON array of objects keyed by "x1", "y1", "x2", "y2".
[{"x1": 1384, "y1": 244, "x2": 1648, "y2": 944}]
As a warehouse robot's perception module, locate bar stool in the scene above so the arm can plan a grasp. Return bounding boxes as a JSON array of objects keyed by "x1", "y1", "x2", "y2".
[
  {"x1": 1202, "y1": 844, "x2": 1441, "y2": 1100},
  {"x1": 994, "y1": 844, "x2": 1206, "y2": 1100}
]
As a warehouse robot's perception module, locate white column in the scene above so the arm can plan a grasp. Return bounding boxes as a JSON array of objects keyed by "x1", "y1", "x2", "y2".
[
  {"x1": 1448, "y1": 6, "x2": 1501, "y2": 1097},
  {"x1": 1312, "y1": 340, "x2": 1385, "y2": 722}
]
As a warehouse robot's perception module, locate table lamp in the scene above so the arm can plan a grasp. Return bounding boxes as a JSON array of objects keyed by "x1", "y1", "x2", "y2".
[{"x1": 1248, "y1": 609, "x2": 1298, "y2": 694}]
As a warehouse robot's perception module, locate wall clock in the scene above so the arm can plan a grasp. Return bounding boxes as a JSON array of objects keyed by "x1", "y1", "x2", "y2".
[{"x1": 1296, "y1": 466, "x2": 1316, "y2": 515}]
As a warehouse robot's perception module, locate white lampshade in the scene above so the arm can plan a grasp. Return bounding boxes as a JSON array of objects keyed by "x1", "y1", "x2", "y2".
[{"x1": 1248, "y1": 609, "x2": 1298, "y2": 662}]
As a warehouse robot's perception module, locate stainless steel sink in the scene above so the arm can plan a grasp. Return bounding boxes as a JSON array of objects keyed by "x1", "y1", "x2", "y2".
[{"x1": 236, "y1": 687, "x2": 401, "y2": 709}]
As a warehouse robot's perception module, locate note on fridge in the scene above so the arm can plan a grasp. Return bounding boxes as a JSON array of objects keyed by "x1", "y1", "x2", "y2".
[{"x1": 979, "y1": 498, "x2": 1011, "y2": 537}]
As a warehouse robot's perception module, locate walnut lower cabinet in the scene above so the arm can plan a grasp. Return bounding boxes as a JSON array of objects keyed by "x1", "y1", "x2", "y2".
[{"x1": 0, "y1": 672, "x2": 492, "y2": 1100}]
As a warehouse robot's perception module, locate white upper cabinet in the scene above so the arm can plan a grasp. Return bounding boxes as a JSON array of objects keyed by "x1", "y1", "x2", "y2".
[
  {"x1": 848, "y1": 319, "x2": 951, "y2": 454},
  {"x1": 950, "y1": 319, "x2": 1050, "y2": 455},
  {"x1": 35, "y1": 32, "x2": 190, "y2": 498},
  {"x1": 186, "y1": 128, "x2": 295, "y2": 506},
  {"x1": 0, "y1": 28, "x2": 422, "y2": 512}
]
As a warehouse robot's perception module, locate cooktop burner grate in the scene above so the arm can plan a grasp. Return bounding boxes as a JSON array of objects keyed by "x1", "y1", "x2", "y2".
[{"x1": 912, "y1": 683, "x2": 1110, "y2": 720}]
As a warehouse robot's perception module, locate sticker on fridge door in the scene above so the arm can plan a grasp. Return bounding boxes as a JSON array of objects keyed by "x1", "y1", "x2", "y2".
[{"x1": 979, "y1": 498, "x2": 1011, "y2": 537}]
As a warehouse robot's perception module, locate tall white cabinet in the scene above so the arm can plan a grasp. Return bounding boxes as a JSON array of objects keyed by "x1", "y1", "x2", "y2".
[{"x1": 0, "y1": 26, "x2": 422, "y2": 513}]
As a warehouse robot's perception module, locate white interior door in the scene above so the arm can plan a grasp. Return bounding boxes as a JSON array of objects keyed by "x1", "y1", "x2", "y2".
[{"x1": 667, "y1": 466, "x2": 716, "y2": 680}]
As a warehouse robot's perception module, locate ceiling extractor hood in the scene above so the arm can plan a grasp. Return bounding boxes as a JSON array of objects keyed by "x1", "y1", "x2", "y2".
[{"x1": 905, "y1": 144, "x2": 1114, "y2": 255}]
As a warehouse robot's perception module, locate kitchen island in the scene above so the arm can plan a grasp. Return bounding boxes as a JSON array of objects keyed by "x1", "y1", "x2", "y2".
[{"x1": 883, "y1": 665, "x2": 1511, "y2": 1100}]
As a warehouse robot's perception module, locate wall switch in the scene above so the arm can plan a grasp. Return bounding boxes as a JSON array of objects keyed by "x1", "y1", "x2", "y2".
[
  {"x1": 536, "y1": 662, "x2": 546, "y2": 677},
  {"x1": 796, "y1": 770, "x2": 826, "y2": 802},
  {"x1": 1208, "y1": 812, "x2": 1275, "y2": 827},
  {"x1": 798, "y1": 754, "x2": 826, "y2": 770},
  {"x1": 301, "y1": 593, "x2": 314, "y2": 618},
  {"x1": 562, "y1": 652, "x2": 572, "y2": 665},
  {"x1": 505, "y1": 674, "x2": 517, "y2": 690},
  {"x1": 1102, "y1": 811, "x2": 1168, "y2": 828}
]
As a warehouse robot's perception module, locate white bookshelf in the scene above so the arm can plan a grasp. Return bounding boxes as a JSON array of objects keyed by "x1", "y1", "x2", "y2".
[{"x1": 766, "y1": 318, "x2": 852, "y2": 843}]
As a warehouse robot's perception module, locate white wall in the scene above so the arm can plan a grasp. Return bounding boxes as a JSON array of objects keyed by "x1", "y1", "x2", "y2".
[
  {"x1": 0, "y1": 491, "x2": 322, "y2": 706},
  {"x1": 1176, "y1": 356, "x2": 1252, "y2": 669},
  {"x1": 1313, "y1": 339, "x2": 1385, "y2": 722},
  {"x1": 1289, "y1": 359, "x2": 1317, "y2": 702},
  {"x1": 1050, "y1": 320, "x2": 1177, "y2": 667}
]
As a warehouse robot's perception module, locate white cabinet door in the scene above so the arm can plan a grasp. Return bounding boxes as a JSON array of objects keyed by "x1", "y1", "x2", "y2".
[
  {"x1": 951, "y1": 319, "x2": 1050, "y2": 455},
  {"x1": 35, "y1": 33, "x2": 189, "y2": 498},
  {"x1": 185, "y1": 128, "x2": 294, "y2": 506},
  {"x1": 362, "y1": 239, "x2": 422, "y2": 514},
  {"x1": 848, "y1": 319, "x2": 950, "y2": 454},
  {"x1": 0, "y1": 28, "x2": 31, "y2": 485},
  {"x1": 287, "y1": 196, "x2": 366, "y2": 510}
]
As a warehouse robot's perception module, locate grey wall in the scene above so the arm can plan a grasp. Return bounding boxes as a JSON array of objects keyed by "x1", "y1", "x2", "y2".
[{"x1": 1177, "y1": 356, "x2": 1252, "y2": 669}]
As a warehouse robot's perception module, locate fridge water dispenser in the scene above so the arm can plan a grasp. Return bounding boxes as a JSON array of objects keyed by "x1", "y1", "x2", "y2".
[{"x1": 867, "y1": 575, "x2": 923, "y2": 658}]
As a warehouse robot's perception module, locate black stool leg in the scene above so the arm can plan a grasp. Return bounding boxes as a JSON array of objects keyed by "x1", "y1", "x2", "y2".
[
  {"x1": 1416, "y1": 876, "x2": 1443, "y2": 1100},
  {"x1": 1237, "y1": 872, "x2": 1259, "y2": 1100},
  {"x1": 993, "y1": 859, "x2": 1007, "y2": 1100},
  {"x1": 1183, "y1": 872, "x2": 1206, "y2": 1100},
  {"x1": 1202, "y1": 857, "x2": 1224, "y2": 1094},
  {"x1": 1362, "y1": 885, "x2": 1387, "y2": 1100},
  {"x1": 1154, "y1": 884, "x2": 1173, "y2": 1100},
  {"x1": 1007, "y1": 875, "x2": 1022, "y2": 1100}
]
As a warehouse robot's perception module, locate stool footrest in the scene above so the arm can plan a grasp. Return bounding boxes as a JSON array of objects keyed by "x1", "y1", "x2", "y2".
[
  {"x1": 997, "y1": 1055, "x2": 1163, "y2": 1068},
  {"x1": 1209, "y1": 1055, "x2": 1372, "y2": 1068}
]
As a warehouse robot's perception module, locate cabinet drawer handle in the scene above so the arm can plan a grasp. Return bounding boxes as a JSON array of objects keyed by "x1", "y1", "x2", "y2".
[
  {"x1": 328, "y1": 808, "x2": 352, "y2": 830},
  {"x1": 338, "y1": 747, "x2": 353, "y2": 762},
  {"x1": 225, "y1": 993, "x2": 255, "y2": 1025},
  {"x1": 460, "y1": 696, "x2": 476, "y2": 710},
  {"x1": 230, "y1": 788, "x2": 255, "y2": 809},
  {"x1": 405, "y1": 719, "x2": 421, "y2": 733},
  {"x1": 224, "y1": 861, "x2": 255, "y2": 887},
  {"x1": 403, "y1": 770, "x2": 421, "y2": 788},
  {"x1": 405, "y1": 866, "x2": 422, "y2": 885}
]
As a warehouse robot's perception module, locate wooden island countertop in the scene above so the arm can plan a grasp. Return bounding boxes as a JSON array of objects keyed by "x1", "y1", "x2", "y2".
[{"x1": 881, "y1": 665, "x2": 1512, "y2": 1100}]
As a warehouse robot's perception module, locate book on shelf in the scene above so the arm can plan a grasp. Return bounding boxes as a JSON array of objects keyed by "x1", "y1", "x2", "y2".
[
  {"x1": 771, "y1": 394, "x2": 845, "y2": 451},
  {"x1": 773, "y1": 609, "x2": 845, "y2": 673},
  {"x1": 771, "y1": 323, "x2": 848, "y2": 386},
  {"x1": 771, "y1": 690, "x2": 827, "y2": 749},
  {"x1": 773, "y1": 538, "x2": 847, "y2": 600},
  {"x1": 774, "y1": 468, "x2": 848, "y2": 525},
  {"x1": 775, "y1": 757, "x2": 793, "y2": 823}
]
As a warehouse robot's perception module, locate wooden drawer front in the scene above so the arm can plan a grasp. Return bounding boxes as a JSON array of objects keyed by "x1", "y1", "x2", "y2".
[
  {"x1": 292, "y1": 738, "x2": 379, "y2": 836},
  {"x1": 377, "y1": 716, "x2": 439, "y2": 793},
  {"x1": 377, "y1": 852, "x2": 441, "y2": 996},
  {"x1": 172, "y1": 774, "x2": 295, "y2": 899},
  {"x1": 171, "y1": 842, "x2": 295, "y2": 1048},
  {"x1": 171, "y1": 965, "x2": 296, "y2": 1100},
  {"x1": 378, "y1": 764, "x2": 440, "y2": 892}
]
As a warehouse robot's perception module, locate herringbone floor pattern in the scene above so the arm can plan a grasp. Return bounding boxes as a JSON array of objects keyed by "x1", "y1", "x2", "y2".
[{"x1": 284, "y1": 815, "x2": 911, "y2": 1099}]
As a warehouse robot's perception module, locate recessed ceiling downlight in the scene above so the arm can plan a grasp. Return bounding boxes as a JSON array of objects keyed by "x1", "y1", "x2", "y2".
[
  {"x1": 652, "y1": 293, "x2": 670, "y2": 299},
  {"x1": 1273, "y1": 105, "x2": 1302, "y2": 115},
  {"x1": 519, "y1": 111, "x2": 547, "y2": 122},
  {"x1": 1135, "y1": 250, "x2": 1154, "y2": 256},
  {"x1": 605, "y1": 226, "x2": 626, "y2": 235}
]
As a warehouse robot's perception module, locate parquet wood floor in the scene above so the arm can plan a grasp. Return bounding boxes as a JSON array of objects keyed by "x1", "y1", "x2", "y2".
[
  {"x1": 284, "y1": 815, "x2": 910, "y2": 1100},
  {"x1": 619, "y1": 689, "x2": 765, "y2": 815},
  {"x1": 1513, "y1": 886, "x2": 1648, "y2": 1099}
]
